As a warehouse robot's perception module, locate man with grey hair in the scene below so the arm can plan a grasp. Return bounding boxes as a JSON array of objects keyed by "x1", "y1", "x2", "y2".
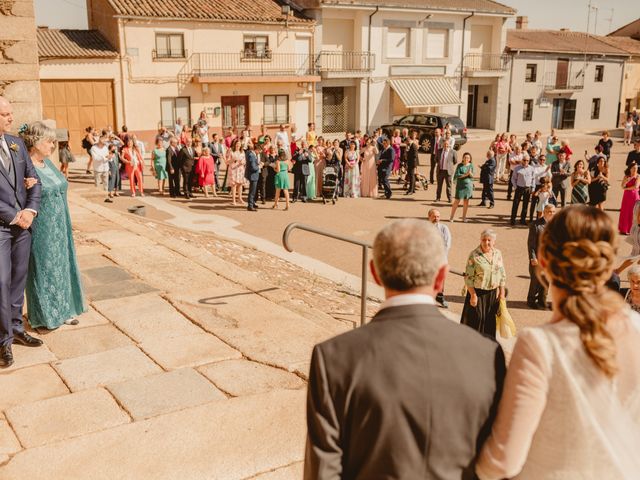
[
  {"x1": 305, "y1": 219, "x2": 506, "y2": 480},
  {"x1": 428, "y1": 208, "x2": 451, "y2": 308},
  {"x1": 0, "y1": 96, "x2": 43, "y2": 367}
]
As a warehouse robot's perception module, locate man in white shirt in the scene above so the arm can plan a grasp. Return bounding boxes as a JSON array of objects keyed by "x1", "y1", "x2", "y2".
[
  {"x1": 275, "y1": 124, "x2": 290, "y2": 155},
  {"x1": 90, "y1": 135, "x2": 111, "y2": 200},
  {"x1": 428, "y1": 208, "x2": 451, "y2": 308},
  {"x1": 435, "y1": 139, "x2": 457, "y2": 203}
]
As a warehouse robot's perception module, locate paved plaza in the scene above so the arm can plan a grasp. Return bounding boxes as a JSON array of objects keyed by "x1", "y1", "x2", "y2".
[{"x1": 0, "y1": 131, "x2": 634, "y2": 479}]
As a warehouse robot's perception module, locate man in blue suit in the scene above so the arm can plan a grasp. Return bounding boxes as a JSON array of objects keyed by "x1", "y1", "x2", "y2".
[
  {"x1": 0, "y1": 96, "x2": 43, "y2": 367},
  {"x1": 245, "y1": 143, "x2": 260, "y2": 212},
  {"x1": 377, "y1": 137, "x2": 394, "y2": 199}
]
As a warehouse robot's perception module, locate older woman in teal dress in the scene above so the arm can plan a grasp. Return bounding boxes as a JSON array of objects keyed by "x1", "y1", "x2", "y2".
[
  {"x1": 21, "y1": 122, "x2": 86, "y2": 328},
  {"x1": 449, "y1": 152, "x2": 474, "y2": 223}
]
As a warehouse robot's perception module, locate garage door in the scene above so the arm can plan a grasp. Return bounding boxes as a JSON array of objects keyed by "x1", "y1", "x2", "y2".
[{"x1": 41, "y1": 80, "x2": 116, "y2": 155}]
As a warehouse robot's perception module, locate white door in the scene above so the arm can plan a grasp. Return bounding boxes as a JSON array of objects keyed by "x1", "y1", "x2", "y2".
[
  {"x1": 295, "y1": 98, "x2": 309, "y2": 132},
  {"x1": 295, "y1": 37, "x2": 311, "y2": 75}
]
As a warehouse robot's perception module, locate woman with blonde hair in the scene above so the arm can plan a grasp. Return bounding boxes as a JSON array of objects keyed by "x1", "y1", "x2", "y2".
[{"x1": 476, "y1": 205, "x2": 640, "y2": 479}]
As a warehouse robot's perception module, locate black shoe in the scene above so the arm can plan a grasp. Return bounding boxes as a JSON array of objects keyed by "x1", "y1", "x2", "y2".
[
  {"x1": 519, "y1": 220, "x2": 527, "y2": 226},
  {"x1": 537, "y1": 302, "x2": 549, "y2": 310},
  {"x1": 476, "y1": 203, "x2": 486, "y2": 207},
  {"x1": 488, "y1": 204, "x2": 495, "y2": 209},
  {"x1": 437, "y1": 299, "x2": 449, "y2": 309},
  {"x1": 104, "y1": 198, "x2": 113, "y2": 203},
  {"x1": 248, "y1": 207, "x2": 257, "y2": 212},
  {"x1": 527, "y1": 301, "x2": 538, "y2": 310},
  {"x1": 13, "y1": 332, "x2": 43, "y2": 347},
  {"x1": 189, "y1": 194, "x2": 195, "y2": 198},
  {"x1": 0, "y1": 344, "x2": 13, "y2": 367},
  {"x1": 510, "y1": 221, "x2": 516, "y2": 226}
]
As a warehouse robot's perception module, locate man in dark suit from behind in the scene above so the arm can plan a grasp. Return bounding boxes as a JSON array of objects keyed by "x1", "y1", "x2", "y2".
[
  {"x1": 245, "y1": 143, "x2": 260, "y2": 212},
  {"x1": 527, "y1": 203, "x2": 556, "y2": 309},
  {"x1": 178, "y1": 136, "x2": 195, "y2": 199},
  {"x1": 304, "y1": 219, "x2": 506, "y2": 480},
  {"x1": 478, "y1": 150, "x2": 496, "y2": 208}
]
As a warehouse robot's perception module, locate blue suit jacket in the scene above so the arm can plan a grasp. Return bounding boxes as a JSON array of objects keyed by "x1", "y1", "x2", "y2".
[
  {"x1": 0, "y1": 134, "x2": 41, "y2": 226},
  {"x1": 245, "y1": 150, "x2": 260, "y2": 182}
]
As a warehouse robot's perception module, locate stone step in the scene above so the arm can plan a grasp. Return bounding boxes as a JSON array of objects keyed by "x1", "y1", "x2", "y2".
[{"x1": 1, "y1": 389, "x2": 306, "y2": 480}]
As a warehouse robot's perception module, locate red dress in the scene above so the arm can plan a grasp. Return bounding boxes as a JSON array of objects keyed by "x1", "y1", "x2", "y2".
[{"x1": 196, "y1": 155, "x2": 215, "y2": 187}]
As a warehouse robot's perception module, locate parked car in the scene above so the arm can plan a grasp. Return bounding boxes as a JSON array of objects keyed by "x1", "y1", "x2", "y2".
[{"x1": 381, "y1": 113, "x2": 468, "y2": 152}]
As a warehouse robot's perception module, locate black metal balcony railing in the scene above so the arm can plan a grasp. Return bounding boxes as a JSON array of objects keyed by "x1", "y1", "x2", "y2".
[
  {"x1": 463, "y1": 53, "x2": 510, "y2": 73},
  {"x1": 178, "y1": 52, "x2": 316, "y2": 80},
  {"x1": 152, "y1": 49, "x2": 187, "y2": 60},
  {"x1": 241, "y1": 48, "x2": 273, "y2": 60},
  {"x1": 316, "y1": 51, "x2": 375, "y2": 73},
  {"x1": 543, "y1": 71, "x2": 585, "y2": 90}
]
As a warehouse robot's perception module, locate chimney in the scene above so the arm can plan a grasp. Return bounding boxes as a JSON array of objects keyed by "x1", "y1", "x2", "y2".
[{"x1": 515, "y1": 16, "x2": 528, "y2": 30}]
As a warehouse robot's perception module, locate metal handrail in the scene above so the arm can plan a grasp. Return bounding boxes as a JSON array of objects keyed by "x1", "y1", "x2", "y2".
[{"x1": 283, "y1": 223, "x2": 372, "y2": 327}]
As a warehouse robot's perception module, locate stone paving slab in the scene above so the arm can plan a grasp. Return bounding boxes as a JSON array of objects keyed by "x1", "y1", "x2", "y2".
[
  {"x1": 76, "y1": 253, "x2": 116, "y2": 270},
  {"x1": 251, "y1": 462, "x2": 303, "y2": 479},
  {"x1": 199, "y1": 359, "x2": 304, "y2": 397},
  {"x1": 0, "y1": 344, "x2": 56, "y2": 374},
  {"x1": 169, "y1": 288, "x2": 336, "y2": 372},
  {"x1": 92, "y1": 293, "x2": 202, "y2": 343},
  {"x1": 82, "y1": 265, "x2": 133, "y2": 285},
  {"x1": 0, "y1": 418, "x2": 21, "y2": 457},
  {"x1": 107, "y1": 369, "x2": 227, "y2": 420},
  {"x1": 5, "y1": 388, "x2": 130, "y2": 448},
  {"x1": 0, "y1": 389, "x2": 306, "y2": 480},
  {"x1": 0, "y1": 364, "x2": 69, "y2": 412},
  {"x1": 140, "y1": 333, "x2": 241, "y2": 370},
  {"x1": 84, "y1": 279, "x2": 158, "y2": 302},
  {"x1": 41, "y1": 325, "x2": 133, "y2": 360},
  {"x1": 53, "y1": 346, "x2": 162, "y2": 392},
  {"x1": 85, "y1": 230, "x2": 157, "y2": 249}
]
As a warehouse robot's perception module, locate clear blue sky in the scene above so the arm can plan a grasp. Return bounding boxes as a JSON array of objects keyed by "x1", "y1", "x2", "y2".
[{"x1": 34, "y1": 0, "x2": 638, "y2": 35}]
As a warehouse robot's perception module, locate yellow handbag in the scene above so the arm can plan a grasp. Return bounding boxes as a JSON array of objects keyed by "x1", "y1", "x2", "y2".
[{"x1": 496, "y1": 298, "x2": 516, "y2": 338}]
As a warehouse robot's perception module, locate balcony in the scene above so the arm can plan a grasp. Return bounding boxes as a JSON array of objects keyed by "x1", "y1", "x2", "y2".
[
  {"x1": 462, "y1": 53, "x2": 510, "y2": 77},
  {"x1": 316, "y1": 51, "x2": 375, "y2": 78},
  {"x1": 542, "y1": 71, "x2": 585, "y2": 93},
  {"x1": 178, "y1": 52, "x2": 320, "y2": 85}
]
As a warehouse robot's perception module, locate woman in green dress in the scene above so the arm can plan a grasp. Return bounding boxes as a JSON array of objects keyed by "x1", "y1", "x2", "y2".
[
  {"x1": 151, "y1": 137, "x2": 168, "y2": 195},
  {"x1": 271, "y1": 151, "x2": 291, "y2": 211},
  {"x1": 21, "y1": 122, "x2": 86, "y2": 328},
  {"x1": 450, "y1": 152, "x2": 474, "y2": 223},
  {"x1": 570, "y1": 159, "x2": 591, "y2": 205},
  {"x1": 306, "y1": 145, "x2": 317, "y2": 200}
]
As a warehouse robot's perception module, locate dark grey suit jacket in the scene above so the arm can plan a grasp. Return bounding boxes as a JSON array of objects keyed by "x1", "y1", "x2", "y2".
[{"x1": 304, "y1": 304, "x2": 505, "y2": 480}]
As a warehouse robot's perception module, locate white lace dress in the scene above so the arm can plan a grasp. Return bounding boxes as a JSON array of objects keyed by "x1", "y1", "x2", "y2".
[{"x1": 476, "y1": 311, "x2": 640, "y2": 480}]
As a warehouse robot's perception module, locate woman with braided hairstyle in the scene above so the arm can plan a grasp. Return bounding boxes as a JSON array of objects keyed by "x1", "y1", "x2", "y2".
[{"x1": 476, "y1": 205, "x2": 640, "y2": 480}]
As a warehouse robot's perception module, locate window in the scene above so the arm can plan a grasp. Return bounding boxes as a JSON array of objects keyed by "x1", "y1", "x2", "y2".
[
  {"x1": 523, "y1": 99, "x2": 533, "y2": 121},
  {"x1": 160, "y1": 97, "x2": 190, "y2": 128},
  {"x1": 525, "y1": 64, "x2": 537, "y2": 82},
  {"x1": 263, "y1": 95, "x2": 288, "y2": 124},
  {"x1": 591, "y1": 98, "x2": 601, "y2": 119},
  {"x1": 426, "y1": 29, "x2": 449, "y2": 59},
  {"x1": 154, "y1": 33, "x2": 185, "y2": 59},
  {"x1": 386, "y1": 27, "x2": 410, "y2": 58},
  {"x1": 244, "y1": 35, "x2": 270, "y2": 58},
  {"x1": 595, "y1": 65, "x2": 604, "y2": 82}
]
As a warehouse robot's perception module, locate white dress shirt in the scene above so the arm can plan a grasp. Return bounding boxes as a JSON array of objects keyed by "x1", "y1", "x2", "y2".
[{"x1": 380, "y1": 293, "x2": 436, "y2": 311}]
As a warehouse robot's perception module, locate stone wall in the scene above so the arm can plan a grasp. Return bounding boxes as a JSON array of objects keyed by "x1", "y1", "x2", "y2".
[{"x1": 0, "y1": 0, "x2": 42, "y2": 128}]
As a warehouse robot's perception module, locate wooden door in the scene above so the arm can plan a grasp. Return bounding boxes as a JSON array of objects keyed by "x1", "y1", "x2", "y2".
[
  {"x1": 41, "y1": 80, "x2": 115, "y2": 154},
  {"x1": 221, "y1": 96, "x2": 249, "y2": 132},
  {"x1": 555, "y1": 59, "x2": 569, "y2": 89}
]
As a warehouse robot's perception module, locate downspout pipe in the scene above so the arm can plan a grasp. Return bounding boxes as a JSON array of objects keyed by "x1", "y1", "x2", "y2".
[
  {"x1": 506, "y1": 50, "x2": 514, "y2": 131},
  {"x1": 366, "y1": 6, "x2": 379, "y2": 133},
  {"x1": 458, "y1": 12, "x2": 475, "y2": 118}
]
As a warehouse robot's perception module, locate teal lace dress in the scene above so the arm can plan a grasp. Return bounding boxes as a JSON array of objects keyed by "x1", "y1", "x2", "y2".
[{"x1": 26, "y1": 159, "x2": 86, "y2": 329}]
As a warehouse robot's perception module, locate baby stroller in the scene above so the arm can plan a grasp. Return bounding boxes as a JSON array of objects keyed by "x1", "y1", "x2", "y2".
[{"x1": 322, "y1": 165, "x2": 339, "y2": 204}]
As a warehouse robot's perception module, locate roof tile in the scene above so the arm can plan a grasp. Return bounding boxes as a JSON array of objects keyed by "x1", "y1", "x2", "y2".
[
  {"x1": 37, "y1": 28, "x2": 118, "y2": 59},
  {"x1": 506, "y1": 29, "x2": 629, "y2": 56}
]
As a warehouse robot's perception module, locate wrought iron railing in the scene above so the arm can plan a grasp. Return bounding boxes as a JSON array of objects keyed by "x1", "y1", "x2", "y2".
[
  {"x1": 543, "y1": 71, "x2": 585, "y2": 90},
  {"x1": 316, "y1": 51, "x2": 375, "y2": 73},
  {"x1": 463, "y1": 53, "x2": 510, "y2": 72},
  {"x1": 178, "y1": 52, "x2": 316, "y2": 81}
]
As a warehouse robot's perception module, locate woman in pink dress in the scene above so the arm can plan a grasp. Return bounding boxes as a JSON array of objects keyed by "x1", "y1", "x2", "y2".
[
  {"x1": 360, "y1": 138, "x2": 379, "y2": 197},
  {"x1": 391, "y1": 129, "x2": 402, "y2": 175},
  {"x1": 228, "y1": 139, "x2": 246, "y2": 206},
  {"x1": 619, "y1": 163, "x2": 640, "y2": 235},
  {"x1": 196, "y1": 146, "x2": 216, "y2": 198}
]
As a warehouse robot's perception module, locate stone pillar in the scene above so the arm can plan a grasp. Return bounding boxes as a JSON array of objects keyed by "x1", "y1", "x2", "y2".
[{"x1": 0, "y1": 0, "x2": 42, "y2": 129}]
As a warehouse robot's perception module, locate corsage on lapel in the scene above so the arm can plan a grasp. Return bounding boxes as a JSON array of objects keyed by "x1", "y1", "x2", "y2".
[{"x1": 9, "y1": 142, "x2": 19, "y2": 153}]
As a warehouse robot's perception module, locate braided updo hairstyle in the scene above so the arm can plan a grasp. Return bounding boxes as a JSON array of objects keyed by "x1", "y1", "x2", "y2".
[{"x1": 539, "y1": 205, "x2": 623, "y2": 377}]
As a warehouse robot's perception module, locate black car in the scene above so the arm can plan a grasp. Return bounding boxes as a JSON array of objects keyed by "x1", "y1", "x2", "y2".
[{"x1": 381, "y1": 113, "x2": 467, "y2": 152}]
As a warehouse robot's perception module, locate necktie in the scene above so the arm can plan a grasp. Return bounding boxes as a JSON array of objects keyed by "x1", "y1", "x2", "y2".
[{"x1": 0, "y1": 137, "x2": 10, "y2": 172}]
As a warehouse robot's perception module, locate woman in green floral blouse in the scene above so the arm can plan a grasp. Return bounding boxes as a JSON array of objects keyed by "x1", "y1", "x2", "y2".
[{"x1": 461, "y1": 229, "x2": 506, "y2": 337}]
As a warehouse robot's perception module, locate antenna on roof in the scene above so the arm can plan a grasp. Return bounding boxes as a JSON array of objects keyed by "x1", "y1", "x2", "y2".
[{"x1": 604, "y1": 8, "x2": 614, "y2": 34}]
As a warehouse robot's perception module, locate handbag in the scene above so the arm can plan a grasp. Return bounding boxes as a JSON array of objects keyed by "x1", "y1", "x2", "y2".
[{"x1": 496, "y1": 298, "x2": 516, "y2": 339}]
